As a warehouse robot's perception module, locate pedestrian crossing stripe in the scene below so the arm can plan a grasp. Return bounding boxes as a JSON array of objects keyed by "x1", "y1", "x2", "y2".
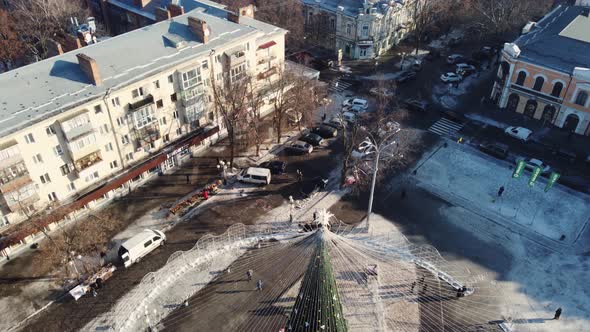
[
  {"x1": 328, "y1": 79, "x2": 352, "y2": 93},
  {"x1": 428, "y1": 118, "x2": 464, "y2": 138}
]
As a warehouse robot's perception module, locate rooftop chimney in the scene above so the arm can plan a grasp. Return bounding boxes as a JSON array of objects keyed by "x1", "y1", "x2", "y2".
[
  {"x1": 76, "y1": 53, "x2": 102, "y2": 86},
  {"x1": 239, "y1": 5, "x2": 255, "y2": 18},
  {"x1": 168, "y1": 3, "x2": 185, "y2": 17},
  {"x1": 155, "y1": 7, "x2": 171, "y2": 21},
  {"x1": 188, "y1": 16, "x2": 210, "y2": 44},
  {"x1": 133, "y1": 0, "x2": 149, "y2": 9}
]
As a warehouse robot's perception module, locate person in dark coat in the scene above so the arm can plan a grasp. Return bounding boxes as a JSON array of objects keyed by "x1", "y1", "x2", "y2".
[
  {"x1": 554, "y1": 307, "x2": 562, "y2": 320},
  {"x1": 256, "y1": 279, "x2": 263, "y2": 291},
  {"x1": 498, "y1": 186, "x2": 505, "y2": 197}
]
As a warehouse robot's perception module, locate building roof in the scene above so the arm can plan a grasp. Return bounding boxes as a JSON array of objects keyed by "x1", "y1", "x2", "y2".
[
  {"x1": 514, "y1": 5, "x2": 590, "y2": 73},
  {"x1": 108, "y1": 0, "x2": 228, "y2": 20},
  {"x1": 301, "y1": 0, "x2": 403, "y2": 18},
  {"x1": 0, "y1": 7, "x2": 284, "y2": 138}
]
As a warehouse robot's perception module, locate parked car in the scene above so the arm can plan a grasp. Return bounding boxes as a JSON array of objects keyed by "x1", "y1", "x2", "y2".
[
  {"x1": 324, "y1": 116, "x2": 344, "y2": 129},
  {"x1": 311, "y1": 124, "x2": 338, "y2": 138},
  {"x1": 478, "y1": 141, "x2": 509, "y2": 159},
  {"x1": 258, "y1": 160, "x2": 287, "y2": 175},
  {"x1": 504, "y1": 126, "x2": 533, "y2": 141},
  {"x1": 370, "y1": 87, "x2": 395, "y2": 98},
  {"x1": 237, "y1": 167, "x2": 272, "y2": 185},
  {"x1": 341, "y1": 111, "x2": 356, "y2": 123},
  {"x1": 446, "y1": 54, "x2": 464, "y2": 64},
  {"x1": 287, "y1": 141, "x2": 313, "y2": 154},
  {"x1": 342, "y1": 98, "x2": 368, "y2": 110},
  {"x1": 516, "y1": 158, "x2": 552, "y2": 174},
  {"x1": 440, "y1": 72, "x2": 462, "y2": 83},
  {"x1": 410, "y1": 59, "x2": 423, "y2": 71},
  {"x1": 119, "y1": 229, "x2": 166, "y2": 268},
  {"x1": 299, "y1": 132, "x2": 324, "y2": 146},
  {"x1": 401, "y1": 99, "x2": 428, "y2": 112},
  {"x1": 395, "y1": 70, "x2": 417, "y2": 83},
  {"x1": 349, "y1": 104, "x2": 368, "y2": 114},
  {"x1": 455, "y1": 63, "x2": 476, "y2": 76}
]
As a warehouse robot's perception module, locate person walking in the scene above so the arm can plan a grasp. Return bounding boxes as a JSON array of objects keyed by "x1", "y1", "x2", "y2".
[
  {"x1": 256, "y1": 279, "x2": 263, "y2": 291},
  {"x1": 296, "y1": 169, "x2": 303, "y2": 182},
  {"x1": 321, "y1": 113, "x2": 327, "y2": 122},
  {"x1": 554, "y1": 307, "x2": 562, "y2": 320},
  {"x1": 247, "y1": 269, "x2": 253, "y2": 282},
  {"x1": 203, "y1": 190, "x2": 209, "y2": 200},
  {"x1": 498, "y1": 186, "x2": 505, "y2": 197}
]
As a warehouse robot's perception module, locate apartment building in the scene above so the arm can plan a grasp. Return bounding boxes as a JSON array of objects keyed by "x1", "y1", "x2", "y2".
[
  {"x1": 301, "y1": 0, "x2": 413, "y2": 60},
  {"x1": 491, "y1": 5, "x2": 590, "y2": 135},
  {"x1": 0, "y1": 4, "x2": 286, "y2": 237}
]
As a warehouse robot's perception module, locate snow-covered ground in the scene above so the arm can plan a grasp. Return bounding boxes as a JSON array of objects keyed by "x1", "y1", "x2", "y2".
[
  {"x1": 431, "y1": 73, "x2": 487, "y2": 110},
  {"x1": 414, "y1": 142, "x2": 590, "y2": 242}
]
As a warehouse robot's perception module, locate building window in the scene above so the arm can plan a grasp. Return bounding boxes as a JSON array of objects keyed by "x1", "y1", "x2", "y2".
[
  {"x1": 160, "y1": 117, "x2": 167, "y2": 125},
  {"x1": 360, "y1": 48, "x2": 367, "y2": 57},
  {"x1": 202, "y1": 60, "x2": 209, "y2": 69},
  {"x1": 156, "y1": 99, "x2": 164, "y2": 108},
  {"x1": 94, "y1": 105, "x2": 103, "y2": 114},
  {"x1": 39, "y1": 173, "x2": 51, "y2": 184},
  {"x1": 131, "y1": 87, "x2": 144, "y2": 98},
  {"x1": 125, "y1": 152, "x2": 134, "y2": 161},
  {"x1": 154, "y1": 80, "x2": 160, "y2": 89},
  {"x1": 515, "y1": 71, "x2": 527, "y2": 85},
  {"x1": 45, "y1": 126, "x2": 56, "y2": 136},
  {"x1": 48, "y1": 192, "x2": 58, "y2": 201},
  {"x1": 99, "y1": 124, "x2": 110, "y2": 135},
  {"x1": 85, "y1": 171, "x2": 99, "y2": 182},
  {"x1": 105, "y1": 142, "x2": 113, "y2": 151},
  {"x1": 110, "y1": 160, "x2": 119, "y2": 169},
  {"x1": 54, "y1": 145, "x2": 63, "y2": 156},
  {"x1": 533, "y1": 77, "x2": 544, "y2": 91},
  {"x1": 2, "y1": 216, "x2": 10, "y2": 226},
  {"x1": 60, "y1": 164, "x2": 71, "y2": 175},
  {"x1": 173, "y1": 111, "x2": 178, "y2": 119},
  {"x1": 112, "y1": 97, "x2": 120, "y2": 107},
  {"x1": 116, "y1": 117, "x2": 125, "y2": 127},
  {"x1": 230, "y1": 64, "x2": 246, "y2": 82},
  {"x1": 32, "y1": 153, "x2": 43, "y2": 164},
  {"x1": 24, "y1": 133, "x2": 35, "y2": 144},
  {"x1": 176, "y1": 128, "x2": 182, "y2": 135},
  {"x1": 168, "y1": 74, "x2": 174, "y2": 83},
  {"x1": 330, "y1": 18, "x2": 335, "y2": 30},
  {"x1": 67, "y1": 182, "x2": 76, "y2": 192},
  {"x1": 163, "y1": 134, "x2": 170, "y2": 143},
  {"x1": 551, "y1": 82, "x2": 563, "y2": 97},
  {"x1": 171, "y1": 93, "x2": 177, "y2": 102},
  {"x1": 181, "y1": 68, "x2": 202, "y2": 89},
  {"x1": 346, "y1": 24, "x2": 352, "y2": 35},
  {"x1": 575, "y1": 91, "x2": 588, "y2": 106},
  {"x1": 361, "y1": 25, "x2": 369, "y2": 38},
  {"x1": 131, "y1": 106, "x2": 156, "y2": 129},
  {"x1": 121, "y1": 135, "x2": 130, "y2": 145}
]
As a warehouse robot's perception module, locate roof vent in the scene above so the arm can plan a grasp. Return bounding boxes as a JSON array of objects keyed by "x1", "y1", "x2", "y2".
[
  {"x1": 163, "y1": 33, "x2": 187, "y2": 49},
  {"x1": 522, "y1": 21, "x2": 536, "y2": 35}
]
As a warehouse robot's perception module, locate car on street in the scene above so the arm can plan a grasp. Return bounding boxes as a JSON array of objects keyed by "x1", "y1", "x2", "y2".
[
  {"x1": 395, "y1": 70, "x2": 417, "y2": 83},
  {"x1": 119, "y1": 229, "x2": 166, "y2": 268},
  {"x1": 504, "y1": 126, "x2": 533, "y2": 141},
  {"x1": 342, "y1": 98, "x2": 368, "y2": 110},
  {"x1": 324, "y1": 116, "x2": 344, "y2": 129},
  {"x1": 299, "y1": 132, "x2": 324, "y2": 146},
  {"x1": 446, "y1": 54, "x2": 464, "y2": 64},
  {"x1": 440, "y1": 72, "x2": 462, "y2": 83},
  {"x1": 478, "y1": 141, "x2": 509, "y2": 159},
  {"x1": 370, "y1": 87, "x2": 395, "y2": 98},
  {"x1": 401, "y1": 99, "x2": 428, "y2": 112},
  {"x1": 237, "y1": 167, "x2": 272, "y2": 185},
  {"x1": 311, "y1": 124, "x2": 338, "y2": 138},
  {"x1": 516, "y1": 158, "x2": 552, "y2": 174},
  {"x1": 287, "y1": 141, "x2": 313, "y2": 154},
  {"x1": 455, "y1": 63, "x2": 476, "y2": 76},
  {"x1": 258, "y1": 160, "x2": 287, "y2": 175},
  {"x1": 341, "y1": 111, "x2": 356, "y2": 123},
  {"x1": 299, "y1": 176, "x2": 329, "y2": 199}
]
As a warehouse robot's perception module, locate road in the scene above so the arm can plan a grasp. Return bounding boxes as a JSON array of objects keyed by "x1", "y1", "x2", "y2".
[{"x1": 20, "y1": 138, "x2": 342, "y2": 332}]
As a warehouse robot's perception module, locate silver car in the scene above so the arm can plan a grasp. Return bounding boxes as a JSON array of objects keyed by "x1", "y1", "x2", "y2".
[{"x1": 288, "y1": 140, "x2": 313, "y2": 154}]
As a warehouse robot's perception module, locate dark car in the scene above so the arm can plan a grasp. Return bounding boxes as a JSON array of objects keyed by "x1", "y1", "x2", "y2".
[
  {"x1": 311, "y1": 125, "x2": 338, "y2": 138},
  {"x1": 401, "y1": 99, "x2": 428, "y2": 112},
  {"x1": 299, "y1": 132, "x2": 324, "y2": 146},
  {"x1": 395, "y1": 70, "x2": 417, "y2": 83},
  {"x1": 258, "y1": 161, "x2": 287, "y2": 175},
  {"x1": 478, "y1": 142, "x2": 509, "y2": 160},
  {"x1": 299, "y1": 177, "x2": 329, "y2": 199}
]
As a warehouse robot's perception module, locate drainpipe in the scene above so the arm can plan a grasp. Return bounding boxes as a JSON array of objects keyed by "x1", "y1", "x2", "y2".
[{"x1": 102, "y1": 88, "x2": 126, "y2": 170}]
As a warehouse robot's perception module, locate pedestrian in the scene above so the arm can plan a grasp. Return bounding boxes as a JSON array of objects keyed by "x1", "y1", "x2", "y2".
[
  {"x1": 186, "y1": 174, "x2": 190, "y2": 184},
  {"x1": 322, "y1": 113, "x2": 327, "y2": 121},
  {"x1": 554, "y1": 307, "x2": 562, "y2": 320},
  {"x1": 400, "y1": 188, "x2": 406, "y2": 200},
  {"x1": 297, "y1": 169, "x2": 303, "y2": 182},
  {"x1": 313, "y1": 212, "x2": 317, "y2": 221},
  {"x1": 497, "y1": 186, "x2": 505, "y2": 197},
  {"x1": 247, "y1": 269, "x2": 253, "y2": 281},
  {"x1": 256, "y1": 279, "x2": 263, "y2": 291},
  {"x1": 91, "y1": 285, "x2": 98, "y2": 297},
  {"x1": 203, "y1": 190, "x2": 209, "y2": 200}
]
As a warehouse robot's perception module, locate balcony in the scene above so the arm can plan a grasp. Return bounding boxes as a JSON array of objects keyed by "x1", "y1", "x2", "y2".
[
  {"x1": 67, "y1": 132, "x2": 99, "y2": 161},
  {"x1": 60, "y1": 111, "x2": 94, "y2": 142},
  {"x1": 0, "y1": 162, "x2": 33, "y2": 195},
  {"x1": 74, "y1": 150, "x2": 103, "y2": 175},
  {"x1": 225, "y1": 46, "x2": 247, "y2": 67},
  {"x1": 257, "y1": 55, "x2": 277, "y2": 66},
  {"x1": 133, "y1": 124, "x2": 161, "y2": 148},
  {"x1": 180, "y1": 85, "x2": 205, "y2": 107},
  {"x1": 0, "y1": 143, "x2": 24, "y2": 170},
  {"x1": 1, "y1": 182, "x2": 39, "y2": 213},
  {"x1": 258, "y1": 67, "x2": 277, "y2": 80}
]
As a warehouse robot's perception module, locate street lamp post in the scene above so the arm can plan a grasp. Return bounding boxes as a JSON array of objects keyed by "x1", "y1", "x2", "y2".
[{"x1": 358, "y1": 122, "x2": 401, "y2": 228}]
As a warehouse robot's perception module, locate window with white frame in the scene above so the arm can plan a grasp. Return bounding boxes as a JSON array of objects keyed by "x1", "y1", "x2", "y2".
[
  {"x1": 39, "y1": 173, "x2": 51, "y2": 184},
  {"x1": 70, "y1": 133, "x2": 97, "y2": 152},
  {"x1": 0, "y1": 145, "x2": 19, "y2": 161},
  {"x1": 45, "y1": 126, "x2": 56, "y2": 136},
  {"x1": 62, "y1": 113, "x2": 91, "y2": 132},
  {"x1": 110, "y1": 160, "x2": 119, "y2": 169},
  {"x1": 24, "y1": 133, "x2": 35, "y2": 144},
  {"x1": 131, "y1": 105, "x2": 156, "y2": 129},
  {"x1": 54, "y1": 145, "x2": 63, "y2": 156},
  {"x1": 112, "y1": 97, "x2": 120, "y2": 107},
  {"x1": 67, "y1": 182, "x2": 76, "y2": 192},
  {"x1": 116, "y1": 117, "x2": 125, "y2": 127},
  {"x1": 125, "y1": 152, "x2": 134, "y2": 161},
  {"x1": 121, "y1": 135, "x2": 130, "y2": 145},
  {"x1": 131, "y1": 87, "x2": 144, "y2": 98},
  {"x1": 361, "y1": 25, "x2": 369, "y2": 38},
  {"x1": 181, "y1": 68, "x2": 202, "y2": 89},
  {"x1": 60, "y1": 164, "x2": 71, "y2": 175},
  {"x1": 32, "y1": 154, "x2": 43, "y2": 164},
  {"x1": 230, "y1": 64, "x2": 246, "y2": 82},
  {"x1": 105, "y1": 142, "x2": 113, "y2": 151},
  {"x1": 48, "y1": 192, "x2": 58, "y2": 201},
  {"x1": 85, "y1": 171, "x2": 99, "y2": 182}
]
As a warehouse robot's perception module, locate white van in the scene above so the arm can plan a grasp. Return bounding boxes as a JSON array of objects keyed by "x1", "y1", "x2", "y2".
[
  {"x1": 237, "y1": 167, "x2": 271, "y2": 185},
  {"x1": 118, "y1": 229, "x2": 166, "y2": 268}
]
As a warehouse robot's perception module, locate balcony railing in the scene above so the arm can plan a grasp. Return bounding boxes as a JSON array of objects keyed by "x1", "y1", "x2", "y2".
[
  {"x1": 74, "y1": 150, "x2": 103, "y2": 173},
  {"x1": 2, "y1": 184, "x2": 39, "y2": 213},
  {"x1": 258, "y1": 67, "x2": 277, "y2": 80},
  {"x1": 134, "y1": 126, "x2": 161, "y2": 148},
  {"x1": 0, "y1": 172, "x2": 33, "y2": 195}
]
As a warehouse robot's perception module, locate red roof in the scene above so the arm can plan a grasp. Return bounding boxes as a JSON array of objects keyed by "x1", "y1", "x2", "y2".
[{"x1": 258, "y1": 41, "x2": 276, "y2": 50}]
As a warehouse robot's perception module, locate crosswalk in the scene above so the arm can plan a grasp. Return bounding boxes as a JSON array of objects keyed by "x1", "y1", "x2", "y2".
[
  {"x1": 428, "y1": 118, "x2": 464, "y2": 138},
  {"x1": 328, "y1": 78, "x2": 352, "y2": 94}
]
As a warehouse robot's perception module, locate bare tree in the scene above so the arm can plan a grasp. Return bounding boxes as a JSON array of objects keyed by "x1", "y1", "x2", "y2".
[
  {"x1": 10, "y1": 0, "x2": 89, "y2": 61},
  {"x1": 408, "y1": 0, "x2": 447, "y2": 54},
  {"x1": 266, "y1": 68, "x2": 294, "y2": 144},
  {"x1": 0, "y1": 9, "x2": 25, "y2": 71},
  {"x1": 287, "y1": 75, "x2": 325, "y2": 131},
  {"x1": 468, "y1": 0, "x2": 552, "y2": 38},
  {"x1": 210, "y1": 72, "x2": 250, "y2": 167},
  {"x1": 245, "y1": 76, "x2": 266, "y2": 157},
  {"x1": 256, "y1": 0, "x2": 305, "y2": 49}
]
